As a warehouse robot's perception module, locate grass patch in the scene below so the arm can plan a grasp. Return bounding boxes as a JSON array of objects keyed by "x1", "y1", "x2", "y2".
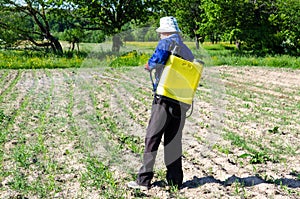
[
  {"x1": 108, "y1": 50, "x2": 150, "y2": 68},
  {"x1": 223, "y1": 131, "x2": 282, "y2": 164},
  {"x1": 80, "y1": 156, "x2": 126, "y2": 198},
  {"x1": 210, "y1": 54, "x2": 300, "y2": 68},
  {"x1": 0, "y1": 41, "x2": 299, "y2": 69},
  {"x1": 0, "y1": 50, "x2": 85, "y2": 69},
  {"x1": 197, "y1": 42, "x2": 300, "y2": 68}
]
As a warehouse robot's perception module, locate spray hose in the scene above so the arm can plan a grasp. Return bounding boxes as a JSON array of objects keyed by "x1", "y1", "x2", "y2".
[{"x1": 149, "y1": 68, "x2": 156, "y2": 92}]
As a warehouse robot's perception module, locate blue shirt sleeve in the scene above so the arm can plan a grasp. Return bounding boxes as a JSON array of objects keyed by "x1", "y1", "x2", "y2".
[{"x1": 148, "y1": 40, "x2": 171, "y2": 70}]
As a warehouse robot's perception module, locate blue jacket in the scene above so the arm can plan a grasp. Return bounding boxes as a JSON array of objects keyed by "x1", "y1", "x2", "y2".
[{"x1": 148, "y1": 34, "x2": 194, "y2": 91}]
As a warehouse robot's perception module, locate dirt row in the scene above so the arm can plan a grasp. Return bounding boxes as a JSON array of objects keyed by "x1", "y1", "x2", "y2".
[
  {"x1": 107, "y1": 66, "x2": 300, "y2": 198},
  {"x1": 0, "y1": 66, "x2": 299, "y2": 198}
]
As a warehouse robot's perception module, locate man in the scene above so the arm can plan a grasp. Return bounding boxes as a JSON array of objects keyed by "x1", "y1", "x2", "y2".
[{"x1": 127, "y1": 16, "x2": 194, "y2": 190}]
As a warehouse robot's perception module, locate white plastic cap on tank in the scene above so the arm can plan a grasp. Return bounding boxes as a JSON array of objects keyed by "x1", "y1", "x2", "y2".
[{"x1": 156, "y1": 16, "x2": 181, "y2": 33}]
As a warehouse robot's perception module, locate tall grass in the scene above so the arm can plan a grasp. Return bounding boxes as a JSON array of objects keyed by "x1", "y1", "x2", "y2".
[{"x1": 0, "y1": 50, "x2": 85, "y2": 69}]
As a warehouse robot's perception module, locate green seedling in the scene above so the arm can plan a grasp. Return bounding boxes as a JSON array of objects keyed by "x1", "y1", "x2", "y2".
[
  {"x1": 212, "y1": 143, "x2": 231, "y2": 156},
  {"x1": 0, "y1": 110, "x2": 8, "y2": 124},
  {"x1": 268, "y1": 126, "x2": 280, "y2": 134},
  {"x1": 239, "y1": 151, "x2": 272, "y2": 164},
  {"x1": 155, "y1": 169, "x2": 166, "y2": 181}
]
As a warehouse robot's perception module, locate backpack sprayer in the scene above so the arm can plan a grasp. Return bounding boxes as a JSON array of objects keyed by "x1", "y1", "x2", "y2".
[{"x1": 150, "y1": 47, "x2": 204, "y2": 117}]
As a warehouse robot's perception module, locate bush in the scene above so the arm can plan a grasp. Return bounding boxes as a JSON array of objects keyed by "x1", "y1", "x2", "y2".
[{"x1": 108, "y1": 50, "x2": 150, "y2": 68}]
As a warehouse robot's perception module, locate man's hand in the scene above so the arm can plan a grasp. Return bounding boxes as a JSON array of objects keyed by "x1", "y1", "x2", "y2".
[{"x1": 144, "y1": 63, "x2": 150, "y2": 71}]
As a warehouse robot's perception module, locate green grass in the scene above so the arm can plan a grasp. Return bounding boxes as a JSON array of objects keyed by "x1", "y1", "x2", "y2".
[
  {"x1": 0, "y1": 50, "x2": 85, "y2": 69},
  {"x1": 223, "y1": 130, "x2": 283, "y2": 164},
  {"x1": 80, "y1": 156, "x2": 126, "y2": 198},
  {"x1": 108, "y1": 50, "x2": 149, "y2": 68},
  {"x1": 193, "y1": 42, "x2": 300, "y2": 68},
  {"x1": 0, "y1": 41, "x2": 299, "y2": 69},
  {"x1": 210, "y1": 53, "x2": 300, "y2": 68}
]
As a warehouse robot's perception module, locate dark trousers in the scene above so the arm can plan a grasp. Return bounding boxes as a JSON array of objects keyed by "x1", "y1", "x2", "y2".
[{"x1": 137, "y1": 95, "x2": 190, "y2": 187}]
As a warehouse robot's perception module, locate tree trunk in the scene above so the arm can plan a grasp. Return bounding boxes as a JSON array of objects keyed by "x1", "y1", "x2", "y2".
[
  {"x1": 210, "y1": 33, "x2": 215, "y2": 44},
  {"x1": 50, "y1": 36, "x2": 63, "y2": 54},
  {"x1": 195, "y1": 36, "x2": 199, "y2": 49},
  {"x1": 235, "y1": 40, "x2": 240, "y2": 50},
  {"x1": 112, "y1": 35, "x2": 123, "y2": 52},
  {"x1": 71, "y1": 42, "x2": 75, "y2": 51},
  {"x1": 77, "y1": 42, "x2": 80, "y2": 52}
]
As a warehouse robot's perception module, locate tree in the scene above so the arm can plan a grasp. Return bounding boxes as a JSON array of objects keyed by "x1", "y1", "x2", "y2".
[
  {"x1": 199, "y1": 0, "x2": 299, "y2": 54},
  {"x1": 0, "y1": 11, "x2": 24, "y2": 47},
  {"x1": 151, "y1": 0, "x2": 205, "y2": 48},
  {"x1": 62, "y1": 28, "x2": 85, "y2": 51},
  {"x1": 238, "y1": 0, "x2": 278, "y2": 52},
  {"x1": 0, "y1": 0, "x2": 65, "y2": 53},
  {"x1": 198, "y1": 0, "x2": 223, "y2": 44},
  {"x1": 272, "y1": 0, "x2": 300, "y2": 55},
  {"x1": 163, "y1": 0, "x2": 205, "y2": 49},
  {"x1": 67, "y1": 0, "x2": 158, "y2": 52}
]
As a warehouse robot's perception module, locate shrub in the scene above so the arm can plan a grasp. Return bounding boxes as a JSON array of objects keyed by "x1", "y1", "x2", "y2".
[{"x1": 108, "y1": 50, "x2": 150, "y2": 68}]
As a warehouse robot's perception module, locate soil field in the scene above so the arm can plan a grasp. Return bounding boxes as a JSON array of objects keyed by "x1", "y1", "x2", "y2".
[{"x1": 0, "y1": 65, "x2": 299, "y2": 199}]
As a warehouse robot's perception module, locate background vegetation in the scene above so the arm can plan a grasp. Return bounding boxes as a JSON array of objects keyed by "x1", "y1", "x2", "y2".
[
  {"x1": 0, "y1": 41, "x2": 299, "y2": 70},
  {"x1": 0, "y1": 0, "x2": 299, "y2": 57}
]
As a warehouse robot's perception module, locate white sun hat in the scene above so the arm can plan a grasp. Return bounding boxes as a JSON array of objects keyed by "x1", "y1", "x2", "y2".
[{"x1": 156, "y1": 16, "x2": 181, "y2": 33}]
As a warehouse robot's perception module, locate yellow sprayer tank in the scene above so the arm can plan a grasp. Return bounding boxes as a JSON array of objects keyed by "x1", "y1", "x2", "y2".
[{"x1": 156, "y1": 55, "x2": 203, "y2": 105}]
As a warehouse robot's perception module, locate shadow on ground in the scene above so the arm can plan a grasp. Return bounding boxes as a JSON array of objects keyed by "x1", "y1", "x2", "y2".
[{"x1": 182, "y1": 175, "x2": 300, "y2": 189}]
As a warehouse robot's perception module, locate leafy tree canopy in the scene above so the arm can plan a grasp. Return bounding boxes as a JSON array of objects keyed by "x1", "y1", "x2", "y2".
[
  {"x1": 0, "y1": 0, "x2": 66, "y2": 53},
  {"x1": 66, "y1": 0, "x2": 160, "y2": 51}
]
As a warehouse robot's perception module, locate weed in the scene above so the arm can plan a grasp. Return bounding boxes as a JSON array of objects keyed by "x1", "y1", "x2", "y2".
[
  {"x1": 0, "y1": 110, "x2": 11, "y2": 127},
  {"x1": 10, "y1": 170, "x2": 29, "y2": 192},
  {"x1": 225, "y1": 130, "x2": 283, "y2": 164},
  {"x1": 155, "y1": 169, "x2": 166, "y2": 181},
  {"x1": 233, "y1": 180, "x2": 247, "y2": 198},
  {"x1": 81, "y1": 156, "x2": 125, "y2": 198},
  {"x1": 168, "y1": 184, "x2": 180, "y2": 195},
  {"x1": 239, "y1": 151, "x2": 273, "y2": 164},
  {"x1": 243, "y1": 103, "x2": 251, "y2": 109},
  {"x1": 268, "y1": 126, "x2": 280, "y2": 134},
  {"x1": 290, "y1": 170, "x2": 300, "y2": 180},
  {"x1": 212, "y1": 144, "x2": 231, "y2": 156},
  {"x1": 13, "y1": 144, "x2": 33, "y2": 169},
  {"x1": 118, "y1": 133, "x2": 143, "y2": 154},
  {"x1": 223, "y1": 131, "x2": 255, "y2": 154},
  {"x1": 1, "y1": 41, "x2": 299, "y2": 70}
]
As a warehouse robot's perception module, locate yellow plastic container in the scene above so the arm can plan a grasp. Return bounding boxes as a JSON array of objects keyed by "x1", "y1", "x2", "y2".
[{"x1": 156, "y1": 55, "x2": 203, "y2": 105}]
